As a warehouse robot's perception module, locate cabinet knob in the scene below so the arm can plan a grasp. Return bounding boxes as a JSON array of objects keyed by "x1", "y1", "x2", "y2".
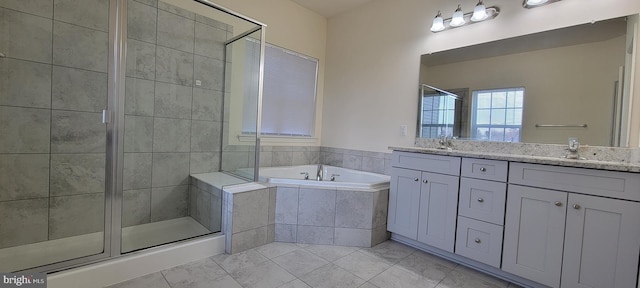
[
  {"x1": 414, "y1": 178, "x2": 419, "y2": 182},
  {"x1": 573, "y1": 204, "x2": 581, "y2": 210},
  {"x1": 554, "y1": 201, "x2": 562, "y2": 207},
  {"x1": 474, "y1": 238, "x2": 481, "y2": 244},
  {"x1": 480, "y1": 167, "x2": 487, "y2": 172},
  {"x1": 477, "y1": 197, "x2": 484, "y2": 203},
  {"x1": 423, "y1": 179, "x2": 428, "y2": 183}
]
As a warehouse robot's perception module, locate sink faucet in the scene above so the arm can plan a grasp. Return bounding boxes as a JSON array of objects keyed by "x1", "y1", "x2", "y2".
[
  {"x1": 316, "y1": 164, "x2": 323, "y2": 181},
  {"x1": 437, "y1": 135, "x2": 453, "y2": 150},
  {"x1": 568, "y1": 138, "x2": 580, "y2": 152},
  {"x1": 564, "y1": 137, "x2": 584, "y2": 160}
]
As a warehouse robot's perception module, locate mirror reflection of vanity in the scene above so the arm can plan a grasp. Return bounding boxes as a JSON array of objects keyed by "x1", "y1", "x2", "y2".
[{"x1": 418, "y1": 15, "x2": 636, "y2": 147}]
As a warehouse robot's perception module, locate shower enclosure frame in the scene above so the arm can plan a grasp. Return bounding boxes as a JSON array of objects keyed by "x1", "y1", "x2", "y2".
[{"x1": 18, "y1": 0, "x2": 266, "y2": 274}]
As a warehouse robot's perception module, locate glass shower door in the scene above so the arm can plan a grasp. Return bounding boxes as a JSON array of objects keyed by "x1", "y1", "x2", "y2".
[
  {"x1": 0, "y1": 0, "x2": 111, "y2": 271},
  {"x1": 121, "y1": 0, "x2": 236, "y2": 253}
]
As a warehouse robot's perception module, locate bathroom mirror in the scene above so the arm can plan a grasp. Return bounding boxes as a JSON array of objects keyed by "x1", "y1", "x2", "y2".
[{"x1": 419, "y1": 16, "x2": 635, "y2": 147}]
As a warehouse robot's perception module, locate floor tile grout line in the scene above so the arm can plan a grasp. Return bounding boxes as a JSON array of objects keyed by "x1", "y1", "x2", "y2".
[{"x1": 159, "y1": 270, "x2": 172, "y2": 288}]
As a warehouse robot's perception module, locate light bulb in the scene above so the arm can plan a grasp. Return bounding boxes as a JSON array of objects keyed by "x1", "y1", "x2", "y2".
[
  {"x1": 526, "y1": 0, "x2": 549, "y2": 6},
  {"x1": 471, "y1": 0, "x2": 488, "y2": 22},
  {"x1": 450, "y1": 5, "x2": 466, "y2": 27},
  {"x1": 430, "y1": 11, "x2": 445, "y2": 32}
]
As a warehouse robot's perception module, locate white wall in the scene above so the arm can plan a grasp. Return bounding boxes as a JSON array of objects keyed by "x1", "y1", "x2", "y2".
[{"x1": 323, "y1": 0, "x2": 640, "y2": 152}]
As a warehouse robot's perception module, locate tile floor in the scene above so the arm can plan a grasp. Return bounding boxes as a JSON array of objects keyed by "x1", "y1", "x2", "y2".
[{"x1": 107, "y1": 240, "x2": 523, "y2": 288}]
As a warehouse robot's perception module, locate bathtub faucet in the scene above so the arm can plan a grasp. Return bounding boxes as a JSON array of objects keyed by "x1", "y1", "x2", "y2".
[{"x1": 316, "y1": 164, "x2": 323, "y2": 181}]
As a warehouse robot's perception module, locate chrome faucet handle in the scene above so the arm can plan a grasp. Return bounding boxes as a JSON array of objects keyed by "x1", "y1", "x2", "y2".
[
  {"x1": 568, "y1": 138, "x2": 580, "y2": 152},
  {"x1": 330, "y1": 174, "x2": 340, "y2": 181},
  {"x1": 316, "y1": 164, "x2": 323, "y2": 181},
  {"x1": 439, "y1": 135, "x2": 447, "y2": 145},
  {"x1": 300, "y1": 172, "x2": 309, "y2": 180}
]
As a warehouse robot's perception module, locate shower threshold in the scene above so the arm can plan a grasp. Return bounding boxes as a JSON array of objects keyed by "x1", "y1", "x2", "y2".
[{"x1": 0, "y1": 217, "x2": 211, "y2": 272}]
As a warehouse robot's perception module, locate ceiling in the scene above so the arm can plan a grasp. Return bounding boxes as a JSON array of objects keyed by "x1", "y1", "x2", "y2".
[{"x1": 290, "y1": 0, "x2": 375, "y2": 18}]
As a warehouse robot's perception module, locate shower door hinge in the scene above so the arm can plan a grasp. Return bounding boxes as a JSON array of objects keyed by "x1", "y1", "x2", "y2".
[{"x1": 102, "y1": 109, "x2": 111, "y2": 124}]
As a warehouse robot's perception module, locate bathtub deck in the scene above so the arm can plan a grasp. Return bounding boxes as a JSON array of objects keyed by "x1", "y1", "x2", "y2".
[{"x1": 190, "y1": 172, "x2": 248, "y2": 189}]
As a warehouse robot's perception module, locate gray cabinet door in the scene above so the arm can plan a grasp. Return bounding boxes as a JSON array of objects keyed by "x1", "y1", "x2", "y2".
[
  {"x1": 561, "y1": 194, "x2": 640, "y2": 288},
  {"x1": 387, "y1": 167, "x2": 422, "y2": 239},
  {"x1": 417, "y1": 171, "x2": 459, "y2": 252},
  {"x1": 502, "y1": 185, "x2": 567, "y2": 288}
]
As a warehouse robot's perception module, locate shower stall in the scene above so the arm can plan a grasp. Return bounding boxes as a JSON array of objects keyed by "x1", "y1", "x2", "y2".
[{"x1": 0, "y1": 0, "x2": 264, "y2": 273}]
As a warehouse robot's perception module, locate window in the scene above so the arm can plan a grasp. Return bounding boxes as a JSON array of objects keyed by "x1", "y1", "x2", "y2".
[
  {"x1": 420, "y1": 94, "x2": 457, "y2": 138},
  {"x1": 242, "y1": 41, "x2": 318, "y2": 137},
  {"x1": 471, "y1": 87, "x2": 524, "y2": 142}
]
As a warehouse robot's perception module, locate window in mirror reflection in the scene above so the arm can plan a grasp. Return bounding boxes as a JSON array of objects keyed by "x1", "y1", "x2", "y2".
[
  {"x1": 420, "y1": 93, "x2": 461, "y2": 138},
  {"x1": 472, "y1": 87, "x2": 524, "y2": 142}
]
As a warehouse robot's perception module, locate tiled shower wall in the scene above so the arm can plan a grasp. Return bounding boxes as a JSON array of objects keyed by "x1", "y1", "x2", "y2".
[
  {"x1": 0, "y1": 0, "x2": 234, "y2": 250},
  {"x1": 122, "y1": 0, "x2": 231, "y2": 227},
  {"x1": 0, "y1": 0, "x2": 110, "y2": 248}
]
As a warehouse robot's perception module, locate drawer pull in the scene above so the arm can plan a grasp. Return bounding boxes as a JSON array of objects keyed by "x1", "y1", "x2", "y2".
[
  {"x1": 423, "y1": 179, "x2": 428, "y2": 183},
  {"x1": 474, "y1": 238, "x2": 481, "y2": 244},
  {"x1": 480, "y1": 167, "x2": 487, "y2": 172},
  {"x1": 573, "y1": 204, "x2": 581, "y2": 210},
  {"x1": 414, "y1": 178, "x2": 419, "y2": 182},
  {"x1": 554, "y1": 201, "x2": 563, "y2": 207},
  {"x1": 477, "y1": 197, "x2": 484, "y2": 203}
]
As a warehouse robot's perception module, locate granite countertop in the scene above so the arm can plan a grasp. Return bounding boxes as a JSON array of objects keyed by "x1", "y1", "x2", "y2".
[{"x1": 390, "y1": 146, "x2": 640, "y2": 173}]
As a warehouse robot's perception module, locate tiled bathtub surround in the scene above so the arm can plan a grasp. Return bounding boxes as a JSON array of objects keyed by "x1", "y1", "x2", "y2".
[
  {"x1": 274, "y1": 186, "x2": 390, "y2": 248},
  {"x1": 222, "y1": 183, "x2": 276, "y2": 254},
  {"x1": 123, "y1": 0, "x2": 232, "y2": 228},
  {"x1": 0, "y1": 0, "x2": 108, "y2": 248},
  {"x1": 320, "y1": 147, "x2": 392, "y2": 175},
  {"x1": 257, "y1": 146, "x2": 392, "y2": 176},
  {"x1": 221, "y1": 179, "x2": 389, "y2": 254}
]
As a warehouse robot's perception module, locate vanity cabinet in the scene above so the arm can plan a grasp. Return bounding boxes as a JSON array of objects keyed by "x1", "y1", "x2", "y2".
[
  {"x1": 388, "y1": 149, "x2": 640, "y2": 288},
  {"x1": 504, "y1": 163, "x2": 640, "y2": 288},
  {"x1": 455, "y1": 158, "x2": 507, "y2": 268},
  {"x1": 416, "y1": 171, "x2": 459, "y2": 252},
  {"x1": 388, "y1": 152, "x2": 460, "y2": 252},
  {"x1": 562, "y1": 193, "x2": 640, "y2": 288},
  {"x1": 387, "y1": 167, "x2": 421, "y2": 239},
  {"x1": 502, "y1": 185, "x2": 567, "y2": 288}
]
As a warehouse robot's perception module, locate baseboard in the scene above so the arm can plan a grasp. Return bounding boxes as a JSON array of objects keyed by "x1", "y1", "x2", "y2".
[{"x1": 47, "y1": 235, "x2": 225, "y2": 288}]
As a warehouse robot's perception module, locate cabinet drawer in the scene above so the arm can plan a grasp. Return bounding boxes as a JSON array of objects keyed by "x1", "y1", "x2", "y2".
[
  {"x1": 461, "y1": 158, "x2": 508, "y2": 182},
  {"x1": 392, "y1": 151, "x2": 461, "y2": 176},
  {"x1": 455, "y1": 216, "x2": 503, "y2": 268},
  {"x1": 509, "y1": 162, "x2": 640, "y2": 201},
  {"x1": 458, "y1": 178, "x2": 506, "y2": 225}
]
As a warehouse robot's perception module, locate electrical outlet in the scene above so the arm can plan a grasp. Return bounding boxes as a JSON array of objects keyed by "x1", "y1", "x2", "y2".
[
  {"x1": 400, "y1": 125, "x2": 408, "y2": 136},
  {"x1": 195, "y1": 80, "x2": 202, "y2": 86}
]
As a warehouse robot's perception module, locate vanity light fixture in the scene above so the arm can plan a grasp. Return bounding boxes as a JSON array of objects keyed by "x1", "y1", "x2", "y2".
[
  {"x1": 470, "y1": 0, "x2": 488, "y2": 22},
  {"x1": 523, "y1": 0, "x2": 561, "y2": 8},
  {"x1": 450, "y1": 5, "x2": 466, "y2": 27},
  {"x1": 430, "y1": 1, "x2": 499, "y2": 33},
  {"x1": 430, "y1": 11, "x2": 446, "y2": 32}
]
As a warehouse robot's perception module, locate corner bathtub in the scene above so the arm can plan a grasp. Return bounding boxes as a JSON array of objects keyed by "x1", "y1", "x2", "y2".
[
  {"x1": 257, "y1": 165, "x2": 390, "y2": 190},
  {"x1": 230, "y1": 165, "x2": 391, "y2": 247}
]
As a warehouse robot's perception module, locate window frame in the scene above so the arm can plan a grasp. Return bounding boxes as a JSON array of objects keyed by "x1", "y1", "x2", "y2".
[{"x1": 471, "y1": 87, "x2": 524, "y2": 142}]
